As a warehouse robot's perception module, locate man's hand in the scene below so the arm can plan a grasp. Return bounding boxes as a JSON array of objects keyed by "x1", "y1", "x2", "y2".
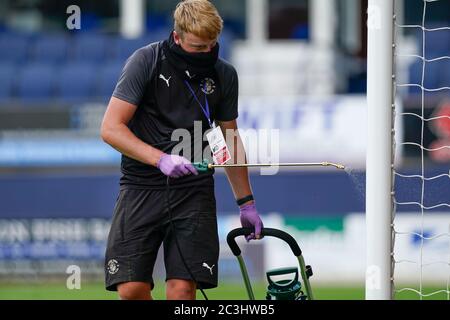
[
  {"x1": 157, "y1": 154, "x2": 198, "y2": 178},
  {"x1": 239, "y1": 202, "x2": 264, "y2": 241}
]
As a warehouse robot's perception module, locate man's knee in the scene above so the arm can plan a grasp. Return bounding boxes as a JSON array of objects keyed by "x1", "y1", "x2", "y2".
[
  {"x1": 166, "y1": 279, "x2": 196, "y2": 300},
  {"x1": 117, "y1": 282, "x2": 152, "y2": 300}
]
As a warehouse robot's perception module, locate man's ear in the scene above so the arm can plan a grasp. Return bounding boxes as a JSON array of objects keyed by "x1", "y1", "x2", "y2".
[{"x1": 173, "y1": 31, "x2": 181, "y2": 45}]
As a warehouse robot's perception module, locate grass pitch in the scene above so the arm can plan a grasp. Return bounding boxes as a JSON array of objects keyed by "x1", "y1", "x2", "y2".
[{"x1": 0, "y1": 281, "x2": 447, "y2": 300}]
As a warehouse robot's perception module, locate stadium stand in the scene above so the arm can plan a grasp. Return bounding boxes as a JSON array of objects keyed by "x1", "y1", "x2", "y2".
[
  {"x1": 0, "y1": 33, "x2": 29, "y2": 64},
  {"x1": 409, "y1": 24, "x2": 450, "y2": 94},
  {"x1": 0, "y1": 27, "x2": 234, "y2": 104},
  {"x1": 57, "y1": 62, "x2": 97, "y2": 102},
  {"x1": 423, "y1": 27, "x2": 450, "y2": 59},
  {"x1": 96, "y1": 61, "x2": 123, "y2": 100},
  {"x1": 0, "y1": 63, "x2": 15, "y2": 101},
  {"x1": 70, "y1": 33, "x2": 111, "y2": 63},
  {"x1": 16, "y1": 63, "x2": 56, "y2": 102},
  {"x1": 30, "y1": 33, "x2": 69, "y2": 64},
  {"x1": 112, "y1": 35, "x2": 158, "y2": 62},
  {"x1": 408, "y1": 59, "x2": 441, "y2": 94}
]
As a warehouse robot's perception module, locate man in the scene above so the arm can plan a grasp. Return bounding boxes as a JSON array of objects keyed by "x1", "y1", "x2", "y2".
[{"x1": 101, "y1": 0, "x2": 263, "y2": 300}]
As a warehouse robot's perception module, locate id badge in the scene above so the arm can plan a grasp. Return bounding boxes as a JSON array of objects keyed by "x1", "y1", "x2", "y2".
[{"x1": 206, "y1": 126, "x2": 231, "y2": 165}]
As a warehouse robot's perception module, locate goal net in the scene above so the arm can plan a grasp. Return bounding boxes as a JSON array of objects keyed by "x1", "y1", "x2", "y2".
[
  {"x1": 392, "y1": 0, "x2": 450, "y2": 300},
  {"x1": 366, "y1": 0, "x2": 449, "y2": 300}
]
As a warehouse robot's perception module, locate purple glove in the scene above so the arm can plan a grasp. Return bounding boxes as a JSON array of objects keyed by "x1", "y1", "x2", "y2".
[
  {"x1": 157, "y1": 154, "x2": 198, "y2": 178},
  {"x1": 239, "y1": 202, "x2": 264, "y2": 241}
]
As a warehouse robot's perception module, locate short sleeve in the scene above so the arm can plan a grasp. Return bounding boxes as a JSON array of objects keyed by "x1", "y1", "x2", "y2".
[
  {"x1": 112, "y1": 48, "x2": 151, "y2": 106},
  {"x1": 215, "y1": 63, "x2": 239, "y2": 121}
]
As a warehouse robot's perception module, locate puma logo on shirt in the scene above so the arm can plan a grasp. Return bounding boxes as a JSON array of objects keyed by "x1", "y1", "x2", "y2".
[{"x1": 159, "y1": 74, "x2": 171, "y2": 87}]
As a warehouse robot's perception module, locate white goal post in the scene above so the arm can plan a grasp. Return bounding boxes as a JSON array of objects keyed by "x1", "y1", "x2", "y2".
[{"x1": 366, "y1": 0, "x2": 395, "y2": 300}]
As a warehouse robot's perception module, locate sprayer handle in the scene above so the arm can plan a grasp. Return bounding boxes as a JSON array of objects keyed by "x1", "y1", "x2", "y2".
[
  {"x1": 227, "y1": 227, "x2": 302, "y2": 257},
  {"x1": 266, "y1": 267, "x2": 299, "y2": 288},
  {"x1": 192, "y1": 159, "x2": 210, "y2": 172}
]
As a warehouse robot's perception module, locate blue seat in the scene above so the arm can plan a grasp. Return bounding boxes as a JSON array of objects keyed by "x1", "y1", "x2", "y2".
[
  {"x1": 56, "y1": 63, "x2": 96, "y2": 102},
  {"x1": 146, "y1": 14, "x2": 170, "y2": 33},
  {"x1": 417, "y1": 26, "x2": 450, "y2": 60},
  {"x1": 30, "y1": 34, "x2": 68, "y2": 64},
  {"x1": 408, "y1": 59, "x2": 441, "y2": 94},
  {"x1": 218, "y1": 29, "x2": 234, "y2": 61},
  {"x1": 0, "y1": 63, "x2": 15, "y2": 100},
  {"x1": 146, "y1": 28, "x2": 170, "y2": 43},
  {"x1": 0, "y1": 33, "x2": 29, "y2": 63},
  {"x1": 71, "y1": 33, "x2": 111, "y2": 63},
  {"x1": 16, "y1": 63, "x2": 56, "y2": 101},
  {"x1": 112, "y1": 36, "x2": 153, "y2": 62},
  {"x1": 437, "y1": 59, "x2": 450, "y2": 92},
  {"x1": 291, "y1": 23, "x2": 309, "y2": 40},
  {"x1": 408, "y1": 60, "x2": 421, "y2": 94},
  {"x1": 96, "y1": 62, "x2": 123, "y2": 100}
]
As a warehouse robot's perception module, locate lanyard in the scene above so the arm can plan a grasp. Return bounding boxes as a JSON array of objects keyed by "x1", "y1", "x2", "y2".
[{"x1": 184, "y1": 80, "x2": 213, "y2": 128}]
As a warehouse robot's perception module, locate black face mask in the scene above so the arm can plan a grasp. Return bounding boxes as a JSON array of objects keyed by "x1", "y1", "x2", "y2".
[{"x1": 163, "y1": 32, "x2": 219, "y2": 80}]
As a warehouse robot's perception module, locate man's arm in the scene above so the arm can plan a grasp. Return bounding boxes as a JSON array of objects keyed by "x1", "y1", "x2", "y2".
[
  {"x1": 217, "y1": 119, "x2": 263, "y2": 240},
  {"x1": 100, "y1": 97, "x2": 163, "y2": 167},
  {"x1": 216, "y1": 119, "x2": 253, "y2": 204}
]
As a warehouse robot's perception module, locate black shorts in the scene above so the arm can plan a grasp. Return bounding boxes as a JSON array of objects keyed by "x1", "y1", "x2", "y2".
[{"x1": 104, "y1": 184, "x2": 219, "y2": 291}]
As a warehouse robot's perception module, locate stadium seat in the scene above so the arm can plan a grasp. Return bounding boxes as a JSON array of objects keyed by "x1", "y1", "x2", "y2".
[
  {"x1": 70, "y1": 33, "x2": 111, "y2": 63},
  {"x1": 437, "y1": 59, "x2": 450, "y2": 92},
  {"x1": 408, "y1": 59, "x2": 441, "y2": 94},
  {"x1": 56, "y1": 63, "x2": 96, "y2": 102},
  {"x1": 291, "y1": 23, "x2": 309, "y2": 40},
  {"x1": 0, "y1": 63, "x2": 15, "y2": 101},
  {"x1": 96, "y1": 62, "x2": 123, "y2": 100},
  {"x1": 416, "y1": 25, "x2": 450, "y2": 60},
  {"x1": 145, "y1": 14, "x2": 170, "y2": 33},
  {"x1": 0, "y1": 33, "x2": 29, "y2": 64},
  {"x1": 16, "y1": 63, "x2": 56, "y2": 102},
  {"x1": 147, "y1": 28, "x2": 170, "y2": 43},
  {"x1": 30, "y1": 34, "x2": 68, "y2": 64},
  {"x1": 112, "y1": 36, "x2": 155, "y2": 62},
  {"x1": 218, "y1": 29, "x2": 234, "y2": 61}
]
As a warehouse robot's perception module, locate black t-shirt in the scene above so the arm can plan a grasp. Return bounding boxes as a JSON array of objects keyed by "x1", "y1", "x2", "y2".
[{"x1": 112, "y1": 41, "x2": 239, "y2": 189}]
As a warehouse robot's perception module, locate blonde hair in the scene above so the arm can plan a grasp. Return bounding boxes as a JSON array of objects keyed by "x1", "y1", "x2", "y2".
[{"x1": 174, "y1": 0, "x2": 223, "y2": 40}]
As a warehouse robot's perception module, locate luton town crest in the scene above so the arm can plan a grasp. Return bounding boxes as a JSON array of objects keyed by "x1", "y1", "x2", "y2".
[{"x1": 201, "y1": 78, "x2": 216, "y2": 94}]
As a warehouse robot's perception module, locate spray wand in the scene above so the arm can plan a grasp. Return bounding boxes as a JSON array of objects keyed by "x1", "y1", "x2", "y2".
[{"x1": 192, "y1": 159, "x2": 345, "y2": 172}]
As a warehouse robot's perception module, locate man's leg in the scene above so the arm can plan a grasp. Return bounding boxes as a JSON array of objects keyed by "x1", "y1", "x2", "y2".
[
  {"x1": 118, "y1": 281, "x2": 152, "y2": 300},
  {"x1": 166, "y1": 279, "x2": 196, "y2": 300},
  {"x1": 105, "y1": 189, "x2": 166, "y2": 297},
  {"x1": 163, "y1": 186, "x2": 219, "y2": 299}
]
